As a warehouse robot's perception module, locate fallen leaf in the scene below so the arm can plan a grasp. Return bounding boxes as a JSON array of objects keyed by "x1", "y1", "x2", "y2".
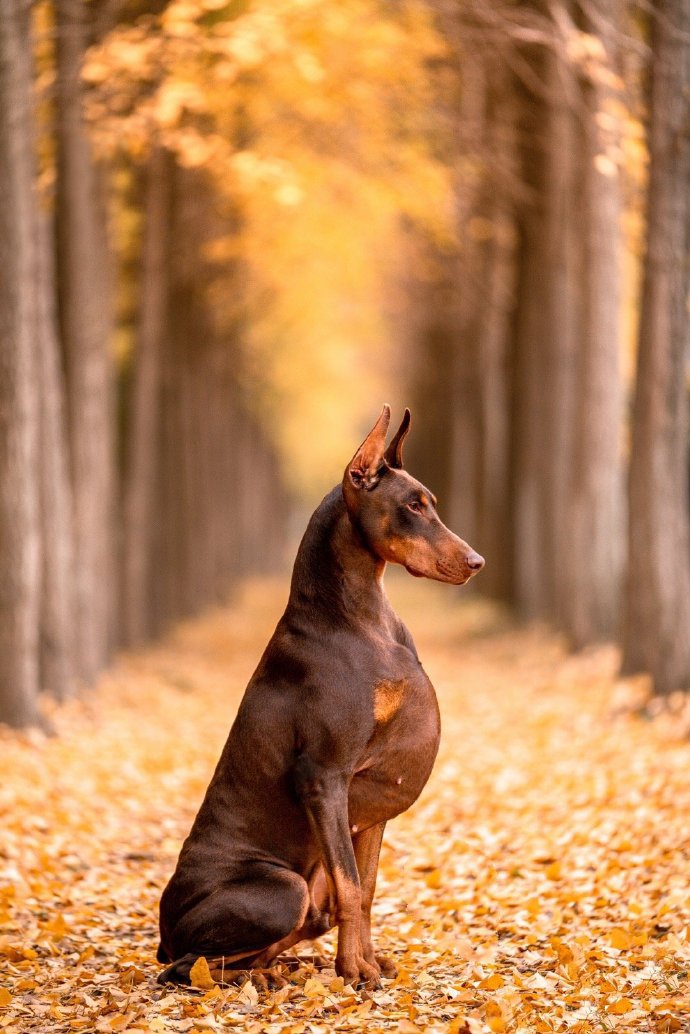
[
  {"x1": 188, "y1": 957, "x2": 216, "y2": 990},
  {"x1": 608, "y1": 997, "x2": 634, "y2": 1014},
  {"x1": 609, "y1": 928, "x2": 631, "y2": 950}
]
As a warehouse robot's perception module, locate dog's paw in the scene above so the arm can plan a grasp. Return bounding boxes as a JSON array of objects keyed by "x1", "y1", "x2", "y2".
[
  {"x1": 374, "y1": 954, "x2": 397, "y2": 979},
  {"x1": 335, "y1": 955, "x2": 381, "y2": 990},
  {"x1": 361, "y1": 942, "x2": 397, "y2": 980}
]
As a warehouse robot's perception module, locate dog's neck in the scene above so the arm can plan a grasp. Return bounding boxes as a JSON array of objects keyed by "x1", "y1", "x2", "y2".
[{"x1": 287, "y1": 486, "x2": 388, "y2": 626}]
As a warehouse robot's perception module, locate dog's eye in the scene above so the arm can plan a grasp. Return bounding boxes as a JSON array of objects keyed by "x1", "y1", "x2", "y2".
[{"x1": 407, "y1": 500, "x2": 423, "y2": 514}]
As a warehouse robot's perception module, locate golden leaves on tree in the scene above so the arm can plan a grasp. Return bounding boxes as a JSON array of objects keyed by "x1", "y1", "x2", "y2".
[{"x1": 82, "y1": 0, "x2": 452, "y2": 497}]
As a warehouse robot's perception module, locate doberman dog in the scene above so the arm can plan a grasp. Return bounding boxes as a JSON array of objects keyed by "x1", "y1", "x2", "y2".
[{"x1": 157, "y1": 405, "x2": 484, "y2": 988}]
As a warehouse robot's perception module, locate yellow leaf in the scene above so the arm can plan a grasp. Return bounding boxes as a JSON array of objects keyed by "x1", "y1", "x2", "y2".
[
  {"x1": 655, "y1": 1017, "x2": 682, "y2": 1033},
  {"x1": 272, "y1": 985, "x2": 291, "y2": 1005},
  {"x1": 237, "y1": 980, "x2": 259, "y2": 1007},
  {"x1": 480, "y1": 974, "x2": 504, "y2": 990},
  {"x1": 545, "y1": 861, "x2": 561, "y2": 880},
  {"x1": 447, "y1": 1021, "x2": 472, "y2": 1034},
  {"x1": 425, "y1": 868, "x2": 443, "y2": 889},
  {"x1": 454, "y1": 938, "x2": 475, "y2": 961},
  {"x1": 199, "y1": 986, "x2": 221, "y2": 1003},
  {"x1": 608, "y1": 998, "x2": 633, "y2": 1014},
  {"x1": 303, "y1": 977, "x2": 327, "y2": 998},
  {"x1": 44, "y1": 913, "x2": 68, "y2": 940},
  {"x1": 189, "y1": 957, "x2": 216, "y2": 990},
  {"x1": 609, "y1": 927, "x2": 631, "y2": 950},
  {"x1": 0, "y1": 988, "x2": 11, "y2": 1008},
  {"x1": 485, "y1": 1001, "x2": 507, "y2": 1033},
  {"x1": 107, "y1": 1015, "x2": 130, "y2": 1032}
]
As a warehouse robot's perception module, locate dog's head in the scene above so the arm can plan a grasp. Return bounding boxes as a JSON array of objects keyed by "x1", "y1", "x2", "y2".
[{"x1": 342, "y1": 405, "x2": 484, "y2": 585}]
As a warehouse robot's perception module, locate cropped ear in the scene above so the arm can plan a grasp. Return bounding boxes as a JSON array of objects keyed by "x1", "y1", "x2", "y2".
[
  {"x1": 384, "y1": 408, "x2": 411, "y2": 469},
  {"x1": 344, "y1": 404, "x2": 391, "y2": 494}
]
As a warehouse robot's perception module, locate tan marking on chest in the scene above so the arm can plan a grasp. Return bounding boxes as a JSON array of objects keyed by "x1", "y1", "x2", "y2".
[{"x1": 373, "y1": 679, "x2": 406, "y2": 723}]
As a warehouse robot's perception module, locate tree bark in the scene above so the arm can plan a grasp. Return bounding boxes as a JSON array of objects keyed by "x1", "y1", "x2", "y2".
[
  {"x1": 621, "y1": 0, "x2": 690, "y2": 694},
  {"x1": 0, "y1": 0, "x2": 42, "y2": 727},
  {"x1": 512, "y1": 0, "x2": 624, "y2": 643},
  {"x1": 121, "y1": 147, "x2": 170, "y2": 646},
  {"x1": 563, "y1": 0, "x2": 624, "y2": 646},
  {"x1": 36, "y1": 209, "x2": 76, "y2": 701},
  {"x1": 55, "y1": 0, "x2": 115, "y2": 682},
  {"x1": 456, "y1": 56, "x2": 517, "y2": 602},
  {"x1": 512, "y1": 27, "x2": 580, "y2": 623}
]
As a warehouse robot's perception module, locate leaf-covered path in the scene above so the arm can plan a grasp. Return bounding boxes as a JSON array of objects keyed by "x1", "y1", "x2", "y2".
[{"x1": 1, "y1": 577, "x2": 688, "y2": 1033}]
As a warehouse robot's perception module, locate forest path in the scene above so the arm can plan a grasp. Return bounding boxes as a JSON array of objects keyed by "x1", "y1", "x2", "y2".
[{"x1": 0, "y1": 577, "x2": 688, "y2": 1033}]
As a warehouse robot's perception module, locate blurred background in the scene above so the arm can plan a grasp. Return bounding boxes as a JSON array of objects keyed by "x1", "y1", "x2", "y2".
[{"x1": 1, "y1": 0, "x2": 689, "y2": 729}]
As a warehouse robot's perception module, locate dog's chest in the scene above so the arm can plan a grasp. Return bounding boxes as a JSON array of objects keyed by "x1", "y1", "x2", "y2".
[
  {"x1": 370, "y1": 669, "x2": 439, "y2": 755},
  {"x1": 348, "y1": 668, "x2": 440, "y2": 827}
]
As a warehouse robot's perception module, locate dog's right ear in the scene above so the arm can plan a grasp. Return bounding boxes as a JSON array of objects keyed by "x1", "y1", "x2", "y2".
[
  {"x1": 384, "y1": 408, "x2": 411, "y2": 469},
  {"x1": 343, "y1": 405, "x2": 391, "y2": 498}
]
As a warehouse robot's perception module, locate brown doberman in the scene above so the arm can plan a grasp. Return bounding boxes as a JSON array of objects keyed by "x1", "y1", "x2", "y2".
[{"x1": 157, "y1": 405, "x2": 484, "y2": 988}]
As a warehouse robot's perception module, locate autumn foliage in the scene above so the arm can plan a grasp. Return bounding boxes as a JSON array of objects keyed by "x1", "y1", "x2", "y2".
[
  {"x1": 1, "y1": 580, "x2": 688, "y2": 1032},
  {"x1": 1, "y1": 1, "x2": 690, "y2": 1025}
]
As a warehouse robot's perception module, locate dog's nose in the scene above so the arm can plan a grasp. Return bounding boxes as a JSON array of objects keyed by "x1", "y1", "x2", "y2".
[{"x1": 466, "y1": 552, "x2": 485, "y2": 571}]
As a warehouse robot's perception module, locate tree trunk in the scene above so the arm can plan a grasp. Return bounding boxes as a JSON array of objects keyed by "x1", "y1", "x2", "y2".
[
  {"x1": 621, "y1": 0, "x2": 690, "y2": 694},
  {"x1": 152, "y1": 164, "x2": 241, "y2": 631},
  {"x1": 459, "y1": 59, "x2": 517, "y2": 603},
  {"x1": 122, "y1": 147, "x2": 170, "y2": 646},
  {"x1": 54, "y1": 0, "x2": 115, "y2": 683},
  {"x1": 563, "y1": 0, "x2": 624, "y2": 647},
  {"x1": 0, "y1": 0, "x2": 42, "y2": 727},
  {"x1": 146, "y1": 162, "x2": 287, "y2": 634},
  {"x1": 35, "y1": 209, "x2": 76, "y2": 701},
  {"x1": 512, "y1": 29, "x2": 580, "y2": 623},
  {"x1": 537, "y1": 33, "x2": 580, "y2": 628}
]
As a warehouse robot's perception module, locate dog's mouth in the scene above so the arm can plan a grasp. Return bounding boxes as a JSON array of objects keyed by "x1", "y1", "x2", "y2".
[
  {"x1": 404, "y1": 561, "x2": 472, "y2": 585},
  {"x1": 435, "y1": 559, "x2": 473, "y2": 585}
]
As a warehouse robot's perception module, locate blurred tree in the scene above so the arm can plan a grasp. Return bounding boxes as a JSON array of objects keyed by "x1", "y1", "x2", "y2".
[
  {"x1": 36, "y1": 204, "x2": 76, "y2": 703},
  {"x1": 121, "y1": 146, "x2": 171, "y2": 645},
  {"x1": 404, "y1": 0, "x2": 624, "y2": 643},
  {"x1": 0, "y1": 0, "x2": 43, "y2": 727},
  {"x1": 0, "y1": 0, "x2": 77, "y2": 723},
  {"x1": 449, "y1": 20, "x2": 518, "y2": 603},
  {"x1": 513, "y1": 0, "x2": 624, "y2": 641},
  {"x1": 563, "y1": 0, "x2": 624, "y2": 647},
  {"x1": 85, "y1": 0, "x2": 449, "y2": 498},
  {"x1": 622, "y1": 0, "x2": 690, "y2": 695},
  {"x1": 55, "y1": 0, "x2": 116, "y2": 680},
  {"x1": 394, "y1": 10, "x2": 519, "y2": 603},
  {"x1": 1, "y1": 0, "x2": 685, "y2": 728},
  {"x1": 124, "y1": 160, "x2": 285, "y2": 639}
]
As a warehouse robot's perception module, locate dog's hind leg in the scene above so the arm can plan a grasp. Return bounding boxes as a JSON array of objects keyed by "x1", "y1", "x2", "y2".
[{"x1": 158, "y1": 866, "x2": 309, "y2": 985}]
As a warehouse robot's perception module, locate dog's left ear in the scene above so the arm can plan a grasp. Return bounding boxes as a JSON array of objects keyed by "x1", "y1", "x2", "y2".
[
  {"x1": 344, "y1": 404, "x2": 391, "y2": 494},
  {"x1": 384, "y1": 408, "x2": 411, "y2": 469}
]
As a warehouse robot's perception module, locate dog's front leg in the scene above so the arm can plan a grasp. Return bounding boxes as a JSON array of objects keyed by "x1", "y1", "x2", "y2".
[
  {"x1": 294, "y1": 758, "x2": 379, "y2": 987},
  {"x1": 353, "y1": 822, "x2": 397, "y2": 979}
]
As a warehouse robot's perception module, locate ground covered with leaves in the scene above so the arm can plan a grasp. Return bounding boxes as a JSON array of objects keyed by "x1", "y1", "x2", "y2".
[{"x1": 1, "y1": 577, "x2": 688, "y2": 1033}]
